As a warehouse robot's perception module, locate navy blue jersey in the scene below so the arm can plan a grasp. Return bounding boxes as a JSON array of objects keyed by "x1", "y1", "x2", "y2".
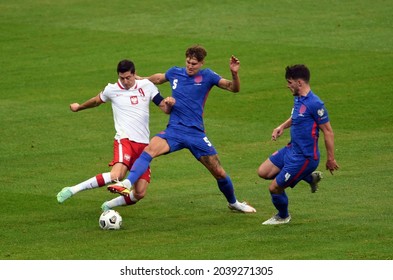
[
  {"x1": 165, "y1": 67, "x2": 221, "y2": 131},
  {"x1": 290, "y1": 91, "x2": 329, "y2": 159}
]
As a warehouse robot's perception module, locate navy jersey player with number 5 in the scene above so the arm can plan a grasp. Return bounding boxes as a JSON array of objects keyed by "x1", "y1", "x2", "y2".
[{"x1": 108, "y1": 45, "x2": 256, "y2": 213}]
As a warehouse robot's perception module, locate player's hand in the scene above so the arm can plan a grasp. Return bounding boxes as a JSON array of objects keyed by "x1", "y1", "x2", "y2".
[
  {"x1": 160, "y1": 97, "x2": 176, "y2": 114},
  {"x1": 164, "y1": 97, "x2": 176, "y2": 106},
  {"x1": 229, "y1": 55, "x2": 240, "y2": 73},
  {"x1": 326, "y1": 159, "x2": 339, "y2": 175},
  {"x1": 70, "y1": 103, "x2": 80, "y2": 112},
  {"x1": 271, "y1": 126, "x2": 284, "y2": 141}
]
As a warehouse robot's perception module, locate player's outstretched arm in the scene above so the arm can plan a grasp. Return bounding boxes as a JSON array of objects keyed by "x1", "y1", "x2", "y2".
[
  {"x1": 218, "y1": 55, "x2": 240, "y2": 92},
  {"x1": 70, "y1": 94, "x2": 103, "y2": 112},
  {"x1": 147, "y1": 73, "x2": 167, "y2": 85}
]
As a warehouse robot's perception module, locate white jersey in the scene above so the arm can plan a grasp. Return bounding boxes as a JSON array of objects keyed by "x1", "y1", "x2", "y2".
[{"x1": 100, "y1": 79, "x2": 160, "y2": 144}]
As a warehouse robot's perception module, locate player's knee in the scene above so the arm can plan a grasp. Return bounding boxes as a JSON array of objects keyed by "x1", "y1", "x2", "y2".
[
  {"x1": 269, "y1": 184, "x2": 283, "y2": 194},
  {"x1": 257, "y1": 167, "x2": 270, "y2": 179},
  {"x1": 134, "y1": 190, "x2": 146, "y2": 200},
  {"x1": 133, "y1": 180, "x2": 149, "y2": 200},
  {"x1": 258, "y1": 164, "x2": 279, "y2": 180},
  {"x1": 213, "y1": 168, "x2": 227, "y2": 180}
]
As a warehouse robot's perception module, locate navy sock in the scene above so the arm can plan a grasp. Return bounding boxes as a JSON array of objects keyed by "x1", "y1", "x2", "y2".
[
  {"x1": 271, "y1": 192, "x2": 289, "y2": 218},
  {"x1": 217, "y1": 175, "x2": 237, "y2": 204},
  {"x1": 303, "y1": 174, "x2": 312, "y2": 184},
  {"x1": 126, "y1": 151, "x2": 153, "y2": 185}
]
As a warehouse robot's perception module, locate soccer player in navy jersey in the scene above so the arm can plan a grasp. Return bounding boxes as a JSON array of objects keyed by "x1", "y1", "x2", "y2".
[
  {"x1": 258, "y1": 64, "x2": 339, "y2": 225},
  {"x1": 108, "y1": 45, "x2": 256, "y2": 213}
]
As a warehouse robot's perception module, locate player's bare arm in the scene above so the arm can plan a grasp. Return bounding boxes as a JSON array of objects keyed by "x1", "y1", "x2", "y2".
[
  {"x1": 218, "y1": 55, "x2": 240, "y2": 92},
  {"x1": 147, "y1": 73, "x2": 168, "y2": 85},
  {"x1": 319, "y1": 122, "x2": 340, "y2": 174},
  {"x1": 272, "y1": 117, "x2": 292, "y2": 141},
  {"x1": 70, "y1": 94, "x2": 103, "y2": 112}
]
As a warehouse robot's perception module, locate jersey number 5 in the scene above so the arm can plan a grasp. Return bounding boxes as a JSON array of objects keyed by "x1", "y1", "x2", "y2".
[
  {"x1": 203, "y1": 137, "x2": 212, "y2": 147},
  {"x1": 172, "y1": 79, "x2": 178, "y2": 90}
]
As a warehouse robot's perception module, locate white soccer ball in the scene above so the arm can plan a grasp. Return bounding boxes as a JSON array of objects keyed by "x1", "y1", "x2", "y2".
[{"x1": 99, "y1": 210, "x2": 122, "y2": 230}]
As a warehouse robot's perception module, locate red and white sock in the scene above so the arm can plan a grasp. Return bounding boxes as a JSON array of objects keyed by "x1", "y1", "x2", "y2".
[
  {"x1": 70, "y1": 172, "x2": 112, "y2": 194},
  {"x1": 124, "y1": 191, "x2": 139, "y2": 205},
  {"x1": 104, "y1": 191, "x2": 138, "y2": 208}
]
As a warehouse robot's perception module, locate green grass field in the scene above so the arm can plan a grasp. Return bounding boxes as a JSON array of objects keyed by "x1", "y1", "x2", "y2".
[{"x1": 0, "y1": 0, "x2": 392, "y2": 260}]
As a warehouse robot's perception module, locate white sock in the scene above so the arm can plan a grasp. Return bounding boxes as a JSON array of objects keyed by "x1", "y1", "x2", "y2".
[
  {"x1": 129, "y1": 191, "x2": 138, "y2": 203},
  {"x1": 123, "y1": 179, "x2": 132, "y2": 189},
  {"x1": 105, "y1": 196, "x2": 127, "y2": 208},
  {"x1": 105, "y1": 191, "x2": 139, "y2": 209},
  {"x1": 230, "y1": 200, "x2": 240, "y2": 206},
  {"x1": 71, "y1": 172, "x2": 112, "y2": 194}
]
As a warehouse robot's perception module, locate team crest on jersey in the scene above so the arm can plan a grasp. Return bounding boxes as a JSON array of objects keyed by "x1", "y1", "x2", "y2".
[
  {"x1": 194, "y1": 75, "x2": 202, "y2": 85},
  {"x1": 299, "y1": 104, "x2": 307, "y2": 115},
  {"x1": 317, "y1": 108, "x2": 325, "y2": 117},
  {"x1": 131, "y1": 96, "x2": 138, "y2": 105}
]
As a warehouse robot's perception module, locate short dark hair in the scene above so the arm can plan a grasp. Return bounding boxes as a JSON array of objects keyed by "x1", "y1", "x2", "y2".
[
  {"x1": 285, "y1": 64, "x2": 310, "y2": 83},
  {"x1": 117, "y1": 59, "x2": 135, "y2": 74},
  {"x1": 185, "y1": 45, "x2": 207, "y2": 62}
]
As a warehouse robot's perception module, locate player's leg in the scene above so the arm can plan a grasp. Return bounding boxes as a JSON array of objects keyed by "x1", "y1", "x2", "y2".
[
  {"x1": 200, "y1": 154, "x2": 234, "y2": 202},
  {"x1": 258, "y1": 146, "x2": 292, "y2": 224},
  {"x1": 262, "y1": 156, "x2": 318, "y2": 225},
  {"x1": 102, "y1": 179, "x2": 149, "y2": 211},
  {"x1": 198, "y1": 154, "x2": 231, "y2": 198},
  {"x1": 258, "y1": 146, "x2": 286, "y2": 180},
  {"x1": 257, "y1": 158, "x2": 281, "y2": 180},
  {"x1": 108, "y1": 136, "x2": 168, "y2": 195},
  {"x1": 57, "y1": 173, "x2": 113, "y2": 203},
  {"x1": 298, "y1": 149, "x2": 322, "y2": 192},
  {"x1": 187, "y1": 131, "x2": 255, "y2": 213},
  {"x1": 258, "y1": 157, "x2": 291, "y2": 223},
  {"x1": 57, "y1": 163, "x2": 128, "y2": 203},
  {"x1": 107, "y1": 161, "x2": 151, "y2": 209},
  {"x1": 199, "y1": 154, "x2": 256, "y2": 213},
  {"x1": 57, "y1": 139, "x2": 130, "y2": 203},
  {"x1": 303, "y1": 171, "x2": 323, "y2": 193},
  {"x1": 262, "y1": 180, "x2": 291, "y2": 225}
]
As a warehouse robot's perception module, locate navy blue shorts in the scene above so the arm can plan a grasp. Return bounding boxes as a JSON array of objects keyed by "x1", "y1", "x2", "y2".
[
  {"x1": 269, "y1": 145, "x2": 319, "y2": 188},
  {"x1": 155, "y1": 125, "x2": 217, "y2": 160}
]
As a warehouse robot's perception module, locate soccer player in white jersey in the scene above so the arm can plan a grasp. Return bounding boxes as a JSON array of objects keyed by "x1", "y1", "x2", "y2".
[{"x1": 56, "y1": 59, "x2": 175, "y2": 211}]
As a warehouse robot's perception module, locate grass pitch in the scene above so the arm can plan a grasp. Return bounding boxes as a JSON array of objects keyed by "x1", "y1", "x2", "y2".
[{"x1": 0, "y1": 0, "x2": 392, "y2": 260}]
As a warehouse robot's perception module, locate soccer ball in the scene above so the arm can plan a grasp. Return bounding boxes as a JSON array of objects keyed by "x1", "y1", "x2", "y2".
[{"x1": 99, "y1": 210, "x2": 122, "y2": 230}]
